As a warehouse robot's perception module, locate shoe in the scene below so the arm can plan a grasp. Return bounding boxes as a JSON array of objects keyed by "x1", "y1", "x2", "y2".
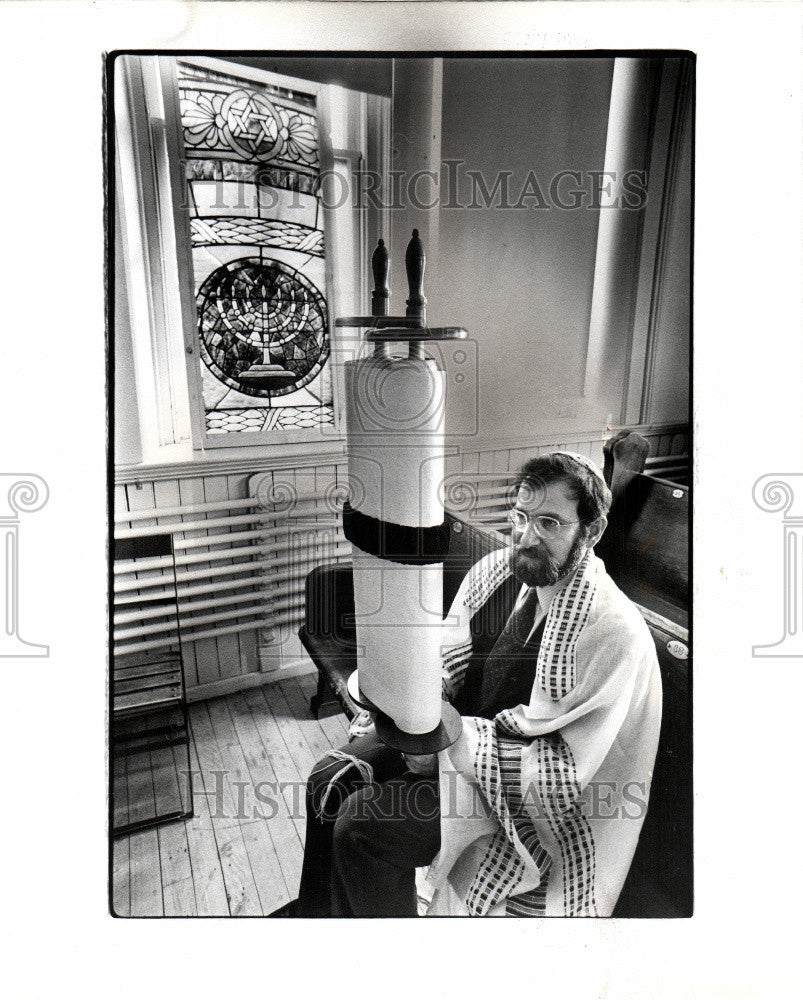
[{"x1": 269, "y1": 898, "x2": 299, "y2": 917}]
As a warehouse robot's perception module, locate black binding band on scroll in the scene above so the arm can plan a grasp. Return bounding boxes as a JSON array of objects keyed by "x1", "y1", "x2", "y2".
[{"x1": 342, "y1": 501, "x2": 450, "y2": 565}]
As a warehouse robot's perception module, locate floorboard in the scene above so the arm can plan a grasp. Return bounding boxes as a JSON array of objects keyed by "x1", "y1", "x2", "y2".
[
  {"x1": 151, "y1": 744, "x2": 187, "y2": 823},
  {"x1": 205, "y1": 697, "x2": 290, "y2": 913},
  {"x1": 242, "y1": 685, "x2": 309, "y2": 842},
  {"x1": 261, "y1": 683, "x2": 319, "y2": 779},
  {"x1": 126, "y1": 750, "x2": 157, "y2": 828},
  {"x1": 112, "y1": 754, "x2": 129, "y2": 834},
  {"x1": 112, "y1": 837, "x2": 130, "y2": 917},
  {"x1": 183, "y1": 737, "x2": 230, "y2": 916},
  {"x1": 110, "y1": 678, "x2": 350, "y2": 916},
  {"x1": 158, "y1": 783, "x2": 197, "y2": 917},
  {"x1": 192, "y1": 704, "x2": 263, "y2": 916},
  {"x1": 278, "y1": 678, "x2": 341, "y2": 765},
  {"x1": 129, "y1": 827, "x2": 163, "y2": 916},
  {"x1": 227, "y1": 691, "x2": 303, "y2": 892}
]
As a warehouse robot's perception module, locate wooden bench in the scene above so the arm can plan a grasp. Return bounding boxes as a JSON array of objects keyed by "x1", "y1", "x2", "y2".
[{"x1": 598, "y1": 432, "x2": 691, "y2": 916}]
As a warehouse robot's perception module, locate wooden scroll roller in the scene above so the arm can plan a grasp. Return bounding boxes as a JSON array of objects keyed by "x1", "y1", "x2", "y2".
[
  {"x1": 336, "y1": 232, "x2": 467, "y2": 754},
  {"x1": 336, "y1": 229, "x2": 468, "y2": 358}
]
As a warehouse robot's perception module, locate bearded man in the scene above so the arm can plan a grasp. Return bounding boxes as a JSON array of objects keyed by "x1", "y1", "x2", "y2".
[{"x1": 287, "y1": 452, "x2": 661, "y2": 918}]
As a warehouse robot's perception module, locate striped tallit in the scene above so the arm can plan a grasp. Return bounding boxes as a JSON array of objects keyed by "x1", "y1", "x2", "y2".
[{"x1": 425, "y1": 549, "x2": 662, "y2": 916}]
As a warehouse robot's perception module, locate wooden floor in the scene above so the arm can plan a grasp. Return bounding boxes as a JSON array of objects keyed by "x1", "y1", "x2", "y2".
[{"x1": 112, "y1": 673, "x2": 350, "y2": 917}]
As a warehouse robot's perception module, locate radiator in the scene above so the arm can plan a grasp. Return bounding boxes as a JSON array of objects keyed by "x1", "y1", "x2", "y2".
[{"x1": 113, "y1": 487, "x2": 349, "y2": 664}]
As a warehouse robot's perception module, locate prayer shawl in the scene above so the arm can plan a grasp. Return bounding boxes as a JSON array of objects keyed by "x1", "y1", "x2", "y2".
[{"x1": 424, "y1": 547, "x2": 662, "y2": 917}]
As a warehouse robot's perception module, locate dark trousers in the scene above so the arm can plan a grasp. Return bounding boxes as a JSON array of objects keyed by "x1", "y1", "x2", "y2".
[{"x1": 298, "y1": 732, "x2": 441, "y2": 916}]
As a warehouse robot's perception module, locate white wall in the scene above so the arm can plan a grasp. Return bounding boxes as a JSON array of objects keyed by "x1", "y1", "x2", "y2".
[
  {"x1": 433, "y1": 57, "x2": 690, "y2": 447},
  {"x1": 435, "y1": 58, "x2": 618, "y2": 443}
]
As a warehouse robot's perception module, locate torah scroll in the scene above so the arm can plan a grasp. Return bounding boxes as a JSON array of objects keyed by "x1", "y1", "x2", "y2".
[{"x1": 343, "y1": 355, "x2": 447, "y2": 734}]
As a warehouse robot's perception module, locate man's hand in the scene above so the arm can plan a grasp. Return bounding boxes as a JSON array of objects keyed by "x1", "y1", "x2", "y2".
[{"x1": 403, "y1": 753, "x2": 438, "y2": 775}]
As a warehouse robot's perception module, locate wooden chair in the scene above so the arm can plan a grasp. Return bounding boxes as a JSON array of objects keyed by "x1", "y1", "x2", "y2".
[{"x1": 112, "y1": 534, "x2": 193, "y2": 836}]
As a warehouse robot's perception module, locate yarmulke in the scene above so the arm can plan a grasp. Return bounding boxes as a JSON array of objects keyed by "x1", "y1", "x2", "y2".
[{"x1": 551, "y1": 451, "x2": 607, "y2": 486}]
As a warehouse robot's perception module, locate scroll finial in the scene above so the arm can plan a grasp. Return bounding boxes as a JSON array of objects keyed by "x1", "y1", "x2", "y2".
[
  {"x1": 405, "y1": 229, "x2": 426, "y2": 325},
  {"x1": 333, "y1": 228, "x2": 466, "y2": 356},
  {"x1": 371, "y1": 239, "x2": 390, "y2": 318}
]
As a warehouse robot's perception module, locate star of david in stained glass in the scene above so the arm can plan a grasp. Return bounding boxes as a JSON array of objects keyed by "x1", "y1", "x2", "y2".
[
  {"x1": 180, "y1": 77, "x2": 320, "y2": 170},
  {"x1": 197, "y1": 257, "x2": 329, "y2": 399},
  {"x1": 223, "y1": 90, "x2": 283, "y2": 160}
]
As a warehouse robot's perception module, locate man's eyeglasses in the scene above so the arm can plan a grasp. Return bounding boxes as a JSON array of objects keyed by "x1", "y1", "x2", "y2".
[{"x1": 507, "y1": 508, "x2": 580, "y2": 539}]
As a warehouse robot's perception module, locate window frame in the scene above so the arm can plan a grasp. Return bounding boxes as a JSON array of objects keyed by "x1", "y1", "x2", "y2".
[{"x1": 115, "y1": 53, "x2": 390, "y2": 461}]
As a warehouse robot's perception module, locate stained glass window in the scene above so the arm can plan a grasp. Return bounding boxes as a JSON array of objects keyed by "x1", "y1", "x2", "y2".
[{"x1": 177, "y1": 61, "x2": 333, "y2": 436}]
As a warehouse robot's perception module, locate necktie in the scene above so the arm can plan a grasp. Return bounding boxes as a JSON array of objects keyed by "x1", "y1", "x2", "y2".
[{"x1": 478, "y1": 586, "x2": 542, "y2": 715}]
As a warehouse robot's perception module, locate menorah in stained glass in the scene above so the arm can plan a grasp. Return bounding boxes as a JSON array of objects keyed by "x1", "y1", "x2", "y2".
[{"x1": 197, "y1": 257, "x2": 329, "y2": 398}]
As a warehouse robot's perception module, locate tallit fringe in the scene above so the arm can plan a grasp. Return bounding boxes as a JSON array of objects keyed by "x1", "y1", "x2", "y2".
[{"x1": 309, "y1": 751, "x2": 375, "y2": 819}]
